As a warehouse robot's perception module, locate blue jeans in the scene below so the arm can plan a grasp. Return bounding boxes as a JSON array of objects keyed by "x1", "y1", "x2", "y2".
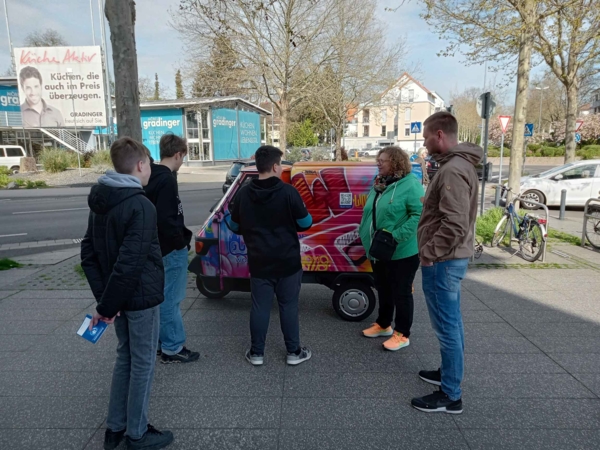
[
  {"x1": 421, "y1": 258, "x2": 468, "y2": 401},
  {"x1": 160, "y1": 248, "x2": 188, "y2": 355},
  {"x1": 250, "y1": 269, "x2": 302, "y2": 355},
  {"x1": 107, "y1": 306, "x2": 160, "y2": 440}
]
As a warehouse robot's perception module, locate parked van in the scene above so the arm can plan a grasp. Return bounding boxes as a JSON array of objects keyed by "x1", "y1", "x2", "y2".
[
  {"x1": 0, "y1": 146, "x2": 27, "y2": 174},
  {"x1": 188, "y1": 161, "x2": 423, "y2": 322}
]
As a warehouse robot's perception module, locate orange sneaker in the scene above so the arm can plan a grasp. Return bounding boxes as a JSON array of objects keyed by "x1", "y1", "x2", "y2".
[
  {"x1": 383, "y1": 332, "x2": 410, "y2": 351},
  {"x1": 362, "y1": 323, "x2": 393, "y2": 338}
]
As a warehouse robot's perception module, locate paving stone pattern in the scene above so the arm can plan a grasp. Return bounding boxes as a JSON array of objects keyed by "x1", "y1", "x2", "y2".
[{"x1": 1, "y1": 250, "x2": 600, "y2": 450}]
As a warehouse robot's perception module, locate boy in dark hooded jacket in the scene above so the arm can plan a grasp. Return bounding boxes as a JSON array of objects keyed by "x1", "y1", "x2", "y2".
[{"x1": 81, "y1": 137, "x2": 173, "y2": 450}]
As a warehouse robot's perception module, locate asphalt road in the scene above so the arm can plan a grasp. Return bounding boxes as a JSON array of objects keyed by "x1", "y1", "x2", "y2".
[
  {"x1": 0, "y1": 164, "x2": 568, "y2": 254},
  {"x1": 0, "y1": 182, "x2": 224, "y2": 247}
]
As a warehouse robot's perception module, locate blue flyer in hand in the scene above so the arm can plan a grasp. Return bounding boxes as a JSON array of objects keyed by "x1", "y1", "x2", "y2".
[{"x1": 77, "y1": 314, "x2": 108, "y2": 344}]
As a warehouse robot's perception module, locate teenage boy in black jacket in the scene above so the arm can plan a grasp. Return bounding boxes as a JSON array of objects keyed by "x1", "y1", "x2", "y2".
[
  {"x1": 144, "y1": 134, "x2": 199, "y2": 364},
  {"x1": 228, "y1": 145, "x2": 313, "y2": 366},
  {"x1": 81, "y1": 138, "x2": 173, "y2": 450}
]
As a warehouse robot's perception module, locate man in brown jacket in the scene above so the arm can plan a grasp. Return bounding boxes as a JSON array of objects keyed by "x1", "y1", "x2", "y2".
[{"x1": 411, "y1": 111, "x2": 483, "y2": 414}]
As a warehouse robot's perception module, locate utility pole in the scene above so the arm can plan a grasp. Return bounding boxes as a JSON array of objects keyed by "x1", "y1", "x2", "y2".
[
  {"x1": 89, "y1": 0, "x2": 96, "y2": 45},
  {"x1": 2, "y1": 0, "x2": 15, "y2": 73}
]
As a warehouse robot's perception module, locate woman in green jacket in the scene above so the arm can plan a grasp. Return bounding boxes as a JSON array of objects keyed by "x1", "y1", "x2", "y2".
[{"x1": 359, "y1": 147, "x2": 424, "y2": 351}]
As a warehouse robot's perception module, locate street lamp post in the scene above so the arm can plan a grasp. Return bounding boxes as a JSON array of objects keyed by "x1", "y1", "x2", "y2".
[
  {"x1": 66, "y1": 68, "x2": 83, "y2": 177},
  {"x1": 535, "y1": 86, "x2": 549, "y2": 138}
]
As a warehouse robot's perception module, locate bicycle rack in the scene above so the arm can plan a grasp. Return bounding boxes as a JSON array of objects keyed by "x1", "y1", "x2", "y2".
[
  {"x1": 509, "y1": 199, "x2": 550, "y2": 262},
  {"x1": 581, "y1": 198, "x2": 600, "y2": 248}
]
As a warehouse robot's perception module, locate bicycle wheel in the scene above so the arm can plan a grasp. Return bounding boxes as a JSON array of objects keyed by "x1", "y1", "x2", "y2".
[
  {"x1": 519, "y1": 220, "x2": 545, "y2": 262},
  {"x1": 585, "y1": 210, "x2": 600, "y2": 250},
  {"x1": 491, "y1": 215, "x2": 510, "y2": 247}
]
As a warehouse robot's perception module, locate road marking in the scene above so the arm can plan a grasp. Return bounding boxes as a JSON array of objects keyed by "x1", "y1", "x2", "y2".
[
  {"x1": 12, "y1": 207, "x2": 89, "y2": 215},
  {"x1": 0, "y1": 233, "x2": 27, "y2": 238}
]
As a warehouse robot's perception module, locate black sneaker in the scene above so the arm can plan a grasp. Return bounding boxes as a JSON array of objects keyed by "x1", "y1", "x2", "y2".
[
  {"x1": 411, "y1": 389, "x2": 463, "y2": 414},
  {"x1": 160, "y1": 347, "x2": 200, "y2": 364},
  {"x1": 126, "y1": 424, "x2": 173, "y2": 449},
  {"x1": 104, "y1": 428, "x2": 125, "y2": 450},
  {"x1": 156, "y1": 348, "x2": 162, "y2": 357},
  {"x1": 286, "y1": 347, "x2": 312, "y2": 366},
  {"x1": 419, "y1": 368, "x2": 441, "y2": 386}
]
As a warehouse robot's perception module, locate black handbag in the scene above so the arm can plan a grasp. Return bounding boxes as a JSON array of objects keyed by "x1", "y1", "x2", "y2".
[{"x1": 369, "y1": 192, "x2": 397, "y2": 261}]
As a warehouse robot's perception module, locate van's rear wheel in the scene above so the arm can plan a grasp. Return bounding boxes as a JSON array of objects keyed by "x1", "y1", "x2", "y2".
[
  {"x1": 332, "y1": 282, "x2": 376, "y2": 322},
  {"x1": 196, "y1": 276, "x2": 230, "y2": 299},
  {"x1": 10, "y1": 166, "x2": 19, "y2": 174}
]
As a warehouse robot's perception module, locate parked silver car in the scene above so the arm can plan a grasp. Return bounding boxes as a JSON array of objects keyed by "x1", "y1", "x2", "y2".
[{"x1": 519, "y1": 159, "x2": 600, "y2": 209}]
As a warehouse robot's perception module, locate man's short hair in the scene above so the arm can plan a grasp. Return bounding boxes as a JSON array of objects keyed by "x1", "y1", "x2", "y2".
[
  {"x1": 255, "y1": 145, "x2": 283, "y2": 174},
  {"x1": 110, "y1": 137, "x2": 150, "y2": 174},
  {"x1": 159, "y1": 133, "x2": 188, "y2": 160},
  {"x1": 424, "y1": 111, "x2": 458, "y2": 136},
  {"x1": 19, "y1": 66, "x2": 43, "y2": 86}
]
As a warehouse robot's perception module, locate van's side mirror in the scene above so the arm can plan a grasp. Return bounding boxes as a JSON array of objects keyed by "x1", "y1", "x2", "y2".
[{"x1": 554, "y1": 174, "x2": 564, "y2": 181}]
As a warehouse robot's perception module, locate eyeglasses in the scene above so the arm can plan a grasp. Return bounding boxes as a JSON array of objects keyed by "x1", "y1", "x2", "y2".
[{"x1": 376, "y1": 159, "x2": 390, "y2": 164}]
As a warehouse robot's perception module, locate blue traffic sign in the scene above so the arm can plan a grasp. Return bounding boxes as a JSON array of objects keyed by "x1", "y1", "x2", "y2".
[
  {"x1": 410, "y1": 122, "x2": 422, "y2": 134},
  {"x1": 575, "y1": 133, "x2": 581, "y2": 143},
  {"x1": 524, "y1": 123, "x2": 534, "y2": 137}
]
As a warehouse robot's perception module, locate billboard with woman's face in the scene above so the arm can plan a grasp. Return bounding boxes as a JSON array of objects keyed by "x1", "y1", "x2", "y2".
[{"x1": 14, "y1": 46, "x2": 107, "y2": 128}]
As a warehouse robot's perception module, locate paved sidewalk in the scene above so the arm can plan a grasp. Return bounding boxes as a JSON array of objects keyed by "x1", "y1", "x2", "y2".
[{"x1": 1, "y1": 244, "x2": 600, "y2": 449}]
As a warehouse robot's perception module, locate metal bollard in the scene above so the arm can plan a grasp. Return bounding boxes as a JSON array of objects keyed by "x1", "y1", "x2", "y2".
[
  {"x1": 559, "y1": 189, "x2": 567, "y2": 220},
  {"x1": 494, "y1": 187, "x2": 501, "y2": 207}
]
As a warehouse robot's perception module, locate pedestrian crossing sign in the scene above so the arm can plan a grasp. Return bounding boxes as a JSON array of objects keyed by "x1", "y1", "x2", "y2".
[{"x1": 410, "y1": 122, "x2": 422, "y2": 134}]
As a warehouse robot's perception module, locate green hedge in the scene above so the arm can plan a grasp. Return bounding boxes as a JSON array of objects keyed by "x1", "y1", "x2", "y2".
[{"x1": 541, "y1": 147, "x2": 555, "y2": 157}]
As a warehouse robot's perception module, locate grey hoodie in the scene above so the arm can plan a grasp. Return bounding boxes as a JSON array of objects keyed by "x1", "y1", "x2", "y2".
[
  {"x1": 417, "y1": 143, "x2": 483, "y2": 262},
  {"x1": 98, "y1": 170, "x2": 142, "y2": 189}
]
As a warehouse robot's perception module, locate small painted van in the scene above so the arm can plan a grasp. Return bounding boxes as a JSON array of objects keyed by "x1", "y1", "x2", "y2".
[{"x1": 188, "y1": 161, "x2": 423, "y2": 321}]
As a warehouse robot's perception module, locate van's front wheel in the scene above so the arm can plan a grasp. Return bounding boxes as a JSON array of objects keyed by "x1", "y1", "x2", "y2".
[
  {"x1": 195, "y1": 276, "x2": 230, "y2": 299},
  {"x1": 332, "y1": 282, "x2": 376, "y2": 322}
]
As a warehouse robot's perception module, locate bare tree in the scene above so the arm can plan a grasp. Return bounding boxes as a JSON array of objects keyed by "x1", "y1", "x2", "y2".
[
  {"x1": 307, "y1": 0, "x2": 408, "y2": 160},
  {"x1": 172, "y1": 0, "x2": 336, "y2": 148},
  {"x1": 23, "y1": 29, "x2": 68, "y2": 47},
  {"x1": 531, "y1": 0, "x2": 600, "y2": 162},
  {"x1": 421, "y1": 0, "x2": 539, "y2": 197},
  {"x1": 105, "y1": 0, "x2": 142, "y2": 141},
  {"x1": 449, "y1": 87, "x2": 484, "y2": 143}
]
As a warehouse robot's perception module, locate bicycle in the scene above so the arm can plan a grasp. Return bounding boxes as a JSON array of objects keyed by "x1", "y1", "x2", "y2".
[
  {"x1": 491, "y1": 186, "x2": 547, "y2": 262},
  {"x1": 584, "y1": 202, "x2": 600, "y2": 250}
]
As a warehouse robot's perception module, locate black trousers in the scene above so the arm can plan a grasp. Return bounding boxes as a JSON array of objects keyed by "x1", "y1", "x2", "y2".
[
  {"x1": 372, "y1": 254, "x2": 420, "y2": 337},
  {"x1": 249, "y1": 269, "x2": 302, "y2": 355}
]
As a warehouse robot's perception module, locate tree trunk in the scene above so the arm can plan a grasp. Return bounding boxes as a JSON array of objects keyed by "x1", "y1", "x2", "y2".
[
  {"x1": 564, "y1": 82, "x2": 579, "y2": 163},
  {"x1": 508, "y1": 23, "x2": 534, "y2": 200},
  {"x1": 279, "y1": 99, "x2": 289, "y2": 151},
  {"x1": 105, "y1": 0, "x2": 142, "y2": 142},
  {"x1": 335, "y1": 124, "x2": 343, "y2": 161}
]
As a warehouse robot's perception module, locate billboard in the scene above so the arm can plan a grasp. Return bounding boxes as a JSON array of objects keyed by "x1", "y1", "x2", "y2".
[
  {"x1": 141, "y1": 109, "x2": 184, "y2": 161},
  {"x1": 239, "y1": 110, "x2": 261, "y2": 158},
  {"x1": 212, "y1": 108, "x2": 239, "y2": 160},
  {"x1": 14, "y1": 46, "x2": 107, "y2": 128},
  {"x1": 212, "y1": 108, "x2": 261, "y2": 160},
  {"x1": 0, "y1": 85, "x2": 20, "y2": 112}
]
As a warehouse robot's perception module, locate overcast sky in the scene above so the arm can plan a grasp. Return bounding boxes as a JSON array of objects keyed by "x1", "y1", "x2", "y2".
[{"x1": 0, "y1": 0, "x2": 516, "y2": 105}]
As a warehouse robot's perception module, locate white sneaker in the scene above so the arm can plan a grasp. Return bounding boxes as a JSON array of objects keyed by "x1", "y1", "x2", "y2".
[
  {"x1": 245, "y1": 350, "x2": 264, "y2": 366},
  {"x1": 286, "y1": 347, "x2": 312, "y2": 366}
]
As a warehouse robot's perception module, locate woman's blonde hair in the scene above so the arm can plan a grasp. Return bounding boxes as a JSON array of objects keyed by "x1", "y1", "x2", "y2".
[
  {"x1": 417, "y1": 147, "x2": 428, "y2": 158},
  {"x1": 378, "y1": 146, "x2": 412, "y2": 177}
]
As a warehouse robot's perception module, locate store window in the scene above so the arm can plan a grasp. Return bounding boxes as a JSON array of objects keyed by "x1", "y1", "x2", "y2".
[{"x1": 186, "y1": 111, "x2": 199, "y2": 139}]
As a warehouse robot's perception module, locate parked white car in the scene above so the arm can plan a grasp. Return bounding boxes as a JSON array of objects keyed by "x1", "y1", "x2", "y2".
[
  {"x1": 519, "y1": 159, "x2": 600, "y2": 209},
  {"x1": 0, "y1": 145, "x2": 26, "y2": 174}
]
